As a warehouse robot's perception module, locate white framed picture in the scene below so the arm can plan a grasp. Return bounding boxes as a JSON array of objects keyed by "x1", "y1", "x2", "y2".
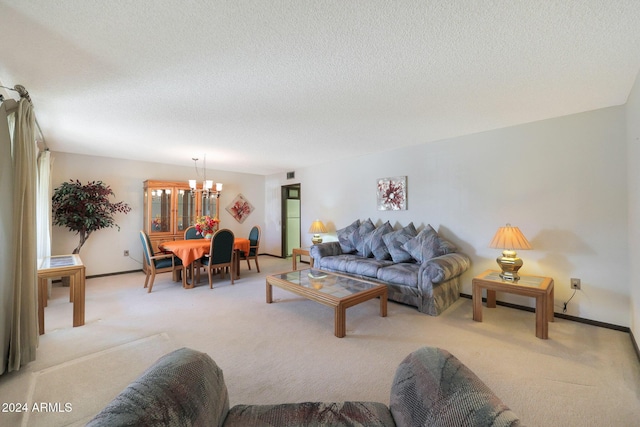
[{"x1": 377, "y1": 176, "x2": 407, "y2": 210}]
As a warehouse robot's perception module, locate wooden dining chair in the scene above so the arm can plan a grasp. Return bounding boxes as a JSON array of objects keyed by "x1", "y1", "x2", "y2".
[
  {"x1": 240, "y1": 225, "x2": 261, "y2": 273},
  {"x1": 183, "y1": 225, "x2": 205, "y2": 279},
  {"x1": 184, "y1": 226, "x2": 203, "y2": 240},
  {"x1": 139, "y1": 230, "x2": 182, "y2": 293},
  {"x1": 200, "y1": 229, "x2": 235, "y2": 288}
]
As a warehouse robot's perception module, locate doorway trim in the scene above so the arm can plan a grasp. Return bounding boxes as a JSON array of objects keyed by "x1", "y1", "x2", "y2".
[{"x1": 281, "y1": 184, "x2": 301, "y2": 258}]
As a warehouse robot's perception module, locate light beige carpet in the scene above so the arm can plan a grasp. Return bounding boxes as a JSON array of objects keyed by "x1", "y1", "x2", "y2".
[
  {"x1": 17, "y1": 333, "x2": 176, "y2": 427},
  {"x1": 0, "y1": 256, "x2": 638, "y2": 427}
]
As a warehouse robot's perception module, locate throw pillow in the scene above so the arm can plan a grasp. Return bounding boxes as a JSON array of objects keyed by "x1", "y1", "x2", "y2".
[
  {"x1": 367, "y1": 221, "x2": 393, "y2": 260},
  {"x1": 382, "y1": 222, "x2": 417, "y2": 263},
  {"x1": 337, "y1": 219, "x2": 360, "y2": 253},
  {"x1": 351, "y1": 218, "x2": 376, "y2": 257},
  {"x1": 403, "y1": 225, "x2": 441, "y2": 263},
  {"x1": 438, "y1": 238, "x2": 457, "y2": 255}
]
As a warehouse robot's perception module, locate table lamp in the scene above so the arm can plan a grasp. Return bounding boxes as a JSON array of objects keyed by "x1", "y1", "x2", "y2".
[
  {"x1": 309, "y1": 220, "x2": 327, "y2": 244},
  {"x1": 489, "y1": 224, "x2": 532, "y2": 280}
]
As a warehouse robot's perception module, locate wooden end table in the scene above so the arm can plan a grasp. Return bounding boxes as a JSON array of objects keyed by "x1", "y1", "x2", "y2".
[
  {"x1": 37, "y1": 254, "x2": 86, "y2": 334},
  {"x1": 292, "y1": 247, "x2": 313, "y2": 270},
  {"x1": 472, "y1": 269, "x2": 554, "y2": 339}
]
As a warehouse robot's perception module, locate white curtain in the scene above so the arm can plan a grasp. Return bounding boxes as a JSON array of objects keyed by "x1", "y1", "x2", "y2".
[
  {"x1": 37, "y1": 150, "x2": 53, "y2": 297},
  {"x1": 7, "y1": 98, "x2": 38, "y2": 372},
  {"x1": 0, "y1": 99, "x2": 16, "y2": 376}
]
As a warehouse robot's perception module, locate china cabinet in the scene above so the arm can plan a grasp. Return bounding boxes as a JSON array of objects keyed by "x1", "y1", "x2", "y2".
[{"x1": 143, "y1": 180, "x2": 220, "y2": 253}]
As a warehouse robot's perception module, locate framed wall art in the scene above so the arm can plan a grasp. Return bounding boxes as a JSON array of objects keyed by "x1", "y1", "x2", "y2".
[
  {"x1": 226, "y1": 193, "x2": 254, "y2": 223},
  {"x1": 377, "y1": 176, "x2": 407, "y2": 210}
]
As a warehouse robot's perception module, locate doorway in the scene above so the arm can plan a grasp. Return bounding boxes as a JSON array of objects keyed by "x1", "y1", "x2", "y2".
[{"x1": 281, "y1": 184, "x2": 301, "y2": 258}]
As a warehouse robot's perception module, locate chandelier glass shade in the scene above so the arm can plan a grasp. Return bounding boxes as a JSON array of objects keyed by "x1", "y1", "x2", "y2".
[{"x1": 189, "y1": 157, "x2": 222, "y2": 198}]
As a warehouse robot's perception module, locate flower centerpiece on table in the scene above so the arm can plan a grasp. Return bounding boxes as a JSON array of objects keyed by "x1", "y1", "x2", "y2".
[{"x1": 195, "y1": 215, "x2": 219, "y2": 238}]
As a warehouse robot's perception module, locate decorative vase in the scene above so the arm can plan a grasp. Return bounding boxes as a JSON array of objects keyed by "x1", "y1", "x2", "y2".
[{"x1": 205, "y1": 233, "x2": 213, "y2": 239}]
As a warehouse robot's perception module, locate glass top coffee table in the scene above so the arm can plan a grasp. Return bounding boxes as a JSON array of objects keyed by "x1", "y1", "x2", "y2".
[{"x1": 266, "y1": 269, "x2": 388, "y2": 338}]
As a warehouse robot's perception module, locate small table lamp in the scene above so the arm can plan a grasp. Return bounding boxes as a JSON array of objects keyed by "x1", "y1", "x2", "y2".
[
  {"x1": 309, "y1": 220, "x2": 327, "y2": 244},
  {"x1": 489, "y1": 224, "x2": 532, "y2": 280}
]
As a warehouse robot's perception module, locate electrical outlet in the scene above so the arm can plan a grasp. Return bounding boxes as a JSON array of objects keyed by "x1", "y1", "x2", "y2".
[
  {"x1": 570, "y1": 278, "x2": 581, "y2": 290},
  {"x1": 124, "y1": 250, "x2": 129, "y2": 257}
]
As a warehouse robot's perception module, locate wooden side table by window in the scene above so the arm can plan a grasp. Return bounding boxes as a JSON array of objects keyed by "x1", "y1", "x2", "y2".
[
  {"x1": 292, "y1": 248, "x2": 314, "y2": 270},
  {"x1": 472, "y1": 269, "x2": 554, "y2": 339},
  {"x1": 37, "y1": 254, "x2": 86, "y2": 335}
]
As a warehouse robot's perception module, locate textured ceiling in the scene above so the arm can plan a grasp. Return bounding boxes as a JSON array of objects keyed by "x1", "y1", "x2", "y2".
[{"x1": 1, "y1": 1, "x2": 639, "y2": 175}]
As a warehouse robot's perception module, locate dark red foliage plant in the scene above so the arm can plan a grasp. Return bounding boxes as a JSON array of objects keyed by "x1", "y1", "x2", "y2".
[{"x1": 52, "y1": 180, "x2": 131, "y2": 253}]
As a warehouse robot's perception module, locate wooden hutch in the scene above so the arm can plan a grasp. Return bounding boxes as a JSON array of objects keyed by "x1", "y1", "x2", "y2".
[{"x1": 143, "y1": 180, "x2": 220, "y2": 253}]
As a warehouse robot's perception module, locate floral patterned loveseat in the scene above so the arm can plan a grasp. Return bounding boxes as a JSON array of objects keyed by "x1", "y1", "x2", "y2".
[
  {"x1": 87, "y1": 347, "x2": 520, "y2": 426},
  {"x1": 310, "y1": 219, "x2": 470, "y2": 316}
]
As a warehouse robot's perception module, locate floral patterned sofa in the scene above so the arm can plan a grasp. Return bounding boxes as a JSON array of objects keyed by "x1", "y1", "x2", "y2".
[
  {"x1": 87, "y1": 347, "x2": 521, "y2": 427},
  {"x1": 310, "y1": 219, "x2": 470, "y2": 316}
]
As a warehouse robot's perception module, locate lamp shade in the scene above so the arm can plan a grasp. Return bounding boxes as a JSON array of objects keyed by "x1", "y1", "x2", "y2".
[
  {"x1": 308, "y1": 220, "x2": 327, "y2": 234},
  {"x1": 309, "y1": 220, "x2": 327, "y2": 244},
  {"x1": 489, "y1": 224, "x2": 532, "y2": 250}
]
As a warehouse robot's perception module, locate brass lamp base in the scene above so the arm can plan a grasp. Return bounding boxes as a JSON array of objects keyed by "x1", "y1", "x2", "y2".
[
  {"x1": 496, "y1": 250, "x2": 523, "y2": 281},
  {"x1": 311, "y1": 234, "x2": 323, "y2": 244}
]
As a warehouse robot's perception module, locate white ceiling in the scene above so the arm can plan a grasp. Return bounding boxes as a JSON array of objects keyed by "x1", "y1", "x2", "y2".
[{"x1": 1, "y1": 1, "x2": 639, "y2": 175}]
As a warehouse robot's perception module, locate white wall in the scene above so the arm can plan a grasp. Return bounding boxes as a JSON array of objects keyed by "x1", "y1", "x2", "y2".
[
  {"x1": 627, "y1": 70, "x2": 640, "y2": 348},
  {"x1": 50, "y1": 153, "x2": 265, "y2": 276},
  {"x1": 266, "y1": 105, "x2": 630, "y2": 326},
  {"x1": 49, "y1": 101, "x2": 633, "y2": 328}
]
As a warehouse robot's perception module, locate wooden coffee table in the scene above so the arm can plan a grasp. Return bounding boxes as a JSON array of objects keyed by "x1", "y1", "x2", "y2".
[{"x1": 266, "y1": 269, "x2": 387, "y2": 338}]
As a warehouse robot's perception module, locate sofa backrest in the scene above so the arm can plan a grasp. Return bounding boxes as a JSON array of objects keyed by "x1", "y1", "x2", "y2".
[
  {"x1": 86, "y1": 347, "x2": 230, "y2": 427},
  {"x1": 390, "y1": 346, "x2": 521, "y2": 427}
]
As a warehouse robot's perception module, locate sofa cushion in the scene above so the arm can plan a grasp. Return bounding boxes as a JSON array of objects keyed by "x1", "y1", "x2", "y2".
[
  {"x1": 438, "y1": 237, "x2": 457, "y2": 255},
  {"x1": 366, "y1": 221, "x2": 393, "y2": 260},
  {"x1": 382, "y1": 223, "x2": 417, "y2": 263},
  {"x1": 351, "y1": 218, "x2": 376, "y2": 257},
  {"x1": 377, "y1": 262, "x2": 419, "y2": 288},
  {"x1": 402, "y1": 225, "x2": 441, "y2": 263},
  {"x1": 224, "y1": 402, "x2": 395, "y2": 427},
  {"x1": 344, "y1": 257, "x2": 393, "y2": 278},
  {"x1": 337, "y1": 220, "x2": 360, "y2": 253},
  {"x1": 317, "y1": 254, "x2": 361, "y2": 272}
]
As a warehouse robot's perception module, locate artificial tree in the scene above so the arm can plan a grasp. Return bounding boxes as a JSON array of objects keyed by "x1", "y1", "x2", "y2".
[{"x1": 52, "y1": 180, "x2": 131, "y2": 254}]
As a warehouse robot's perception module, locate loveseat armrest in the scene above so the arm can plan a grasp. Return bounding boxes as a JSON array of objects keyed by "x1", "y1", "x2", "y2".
[
  {"x1": 423, "y1": 252, "x2": 470, "y2": 284},
  {"x1": 390, "y1": 347, "x2": 521, "y2": 427},
  {"x1": 310, "y1": 241, "x2": 343, "y2": 265},
  {"x1": 86, "y1": 348, "x2": 230, "y2": 427}
]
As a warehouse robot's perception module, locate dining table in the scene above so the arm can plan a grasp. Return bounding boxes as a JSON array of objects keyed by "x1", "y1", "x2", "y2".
[{"x1": 159, "y1": 237, "x2": 250, "y2": 289}]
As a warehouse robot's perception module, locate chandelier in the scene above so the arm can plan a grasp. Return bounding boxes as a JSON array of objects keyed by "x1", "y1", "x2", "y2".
[{"x1": 189, "y1": 156, "x2": 222, "y2": 198}]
